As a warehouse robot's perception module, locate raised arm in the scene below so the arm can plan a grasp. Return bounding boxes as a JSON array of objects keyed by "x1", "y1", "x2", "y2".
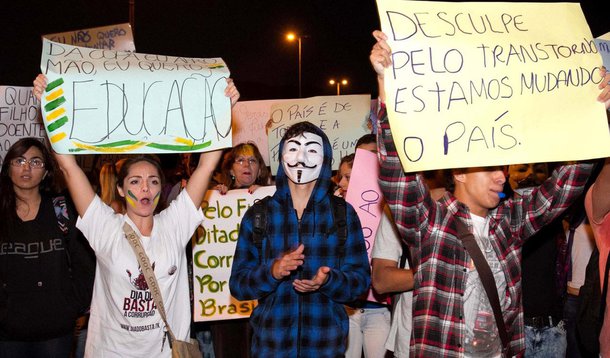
[
  {"x1": 184, "y1": 77, "x2": 240, "y2": 205},
  {"x1": 54, "y1": 153, "x2": 96, "y2": 217},
  {"x1": 591, "y1": 157, "x2": 610, "y2": 222},
  {"x1": 33, "y1": 74, "x2": 95, "y2": 217},
  {"x1": 369, "y1": 32, "x2": 436, "y2": 265},
  {"x1": 370, "y1": 30, "x2": 390, "y2": 103}
]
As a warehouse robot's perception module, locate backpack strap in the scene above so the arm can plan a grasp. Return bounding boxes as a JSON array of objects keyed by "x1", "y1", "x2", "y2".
[
  {"x1": 250, "y1": 195, "x2": 348, "y2": 261},
  {"x1": 329, "y1": 195, "x2": 347, "y2": 257},
  {"x1": 251, "y1": 196, "x2": 271, "y2": 260}
]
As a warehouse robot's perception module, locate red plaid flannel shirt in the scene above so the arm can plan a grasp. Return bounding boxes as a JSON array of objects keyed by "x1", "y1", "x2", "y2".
[{"x1": 376, "y1": 103, "x2": 593, "y2": 357}]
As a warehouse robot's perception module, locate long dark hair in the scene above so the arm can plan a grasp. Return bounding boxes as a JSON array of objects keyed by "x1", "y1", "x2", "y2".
[
  {"x1": 0, "y1": 137, "x2": 56, "y2": 239},
  {"x1": 116, "y1": 155, "x2": 166, "y2": 213}
]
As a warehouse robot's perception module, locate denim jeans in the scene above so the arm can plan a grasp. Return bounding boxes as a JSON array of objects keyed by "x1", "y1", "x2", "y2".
[
  {"x1": 345, "y1": 306, "x2": 392, "y2": 358},
  {"x1": 73, "y1": 313, "x2": 89, "y2": 358},
  {"x1": 524, "y1": 320, "x2": 567, "y2": 358},
  {"x1": 564, "y1": 294, "x2": 584, "y2": 358},
  {"x1": 195, "y1": 327, "x2": 215, "y2": 358}
]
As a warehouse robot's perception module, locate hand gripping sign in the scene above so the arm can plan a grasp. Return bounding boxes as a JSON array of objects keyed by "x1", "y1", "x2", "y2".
[{"x1": 39, "y1": 38, "x2": 232, "y2": 154}]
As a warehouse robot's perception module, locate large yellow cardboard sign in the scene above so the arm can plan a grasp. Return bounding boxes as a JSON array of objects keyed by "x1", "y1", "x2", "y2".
[{"x1": 377, "y1": 0, "x2": 610, "y2": 172}]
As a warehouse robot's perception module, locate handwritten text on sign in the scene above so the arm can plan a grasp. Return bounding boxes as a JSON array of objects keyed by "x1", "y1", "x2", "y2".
[
  {"x1": 594, "y1": 32, "x2": 610, "y2": 69},
  {"x1": 267, "y1": 94, "x2": 371, "y2": 174},
  {"x1": 345, "y1": 149, "x2": 386, "y2": 303},
  {"x1": 377, "y1": 0, "x2": 610, "y2": 171},
  {"x1": 231, "y1": 99, "x2": 290, "y2": 165},
  {"x1": 193, "y1": 186, "x2": 276, "y2": 322},
  {"x1": 0, "y1": 86, "x2": 46, "y2": 166},
  {"x1": 39, "y1": 39, "x2": 232, "y2": 154},
  {"x1": 43, "y1": 23, "x2": 135, "y2": 52}
]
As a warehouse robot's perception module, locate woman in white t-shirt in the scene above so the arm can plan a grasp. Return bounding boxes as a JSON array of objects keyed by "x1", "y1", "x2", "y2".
[{"x1": 32, "y1": 74, "x2": 239, "y2": 357}]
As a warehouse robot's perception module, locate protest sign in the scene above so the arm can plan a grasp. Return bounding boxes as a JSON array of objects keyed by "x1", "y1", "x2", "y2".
[
  {"x1": 39, "y1": 38, "x2": 232, "y2": 154},
  {"x1": 345, "y1": 148, "x2": 385, "y2": 303},
  {"x1": 231, "y1": 99, "x2": 290, "y2": 165},
  {"x1": 595, "y1": 32, "x2": 610, "y2": 69},
  {"x1": 0, "y1": 86, "x2": 46, "y2": 166},
  {"x1": 192, "y1": 186, "x2": 276, "y2": 322},
  {"x1": 267, "y1": 94, "x2": 371, "y2": 174},
  {"x1": 43, "y1": 23, "x2": 136, "y2": 52},
  {"x1": 377, "y1": 0, "x2": 610, "y2": 172}
]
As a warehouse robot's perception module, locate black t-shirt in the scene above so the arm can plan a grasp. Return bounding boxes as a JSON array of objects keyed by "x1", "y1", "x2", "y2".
[
  {"x1": 521, "y1": 219, "x2": 565, "y2": 321},
  {"x1": 0, "y1": 193, "x2": 95, "y2": 341}
]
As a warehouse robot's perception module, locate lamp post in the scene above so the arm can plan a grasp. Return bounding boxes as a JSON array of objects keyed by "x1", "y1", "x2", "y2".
[
  {"x1": 329, "y1": 79, "x2": 348, "y2": 95},
  {"x1": 286, "y1": 32, "x2": 307, "y2": 98}
]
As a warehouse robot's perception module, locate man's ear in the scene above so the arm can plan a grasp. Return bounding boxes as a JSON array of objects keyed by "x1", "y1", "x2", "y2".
[{"x1": 453, "y1": 172, "x2": 466, "y2": 184}]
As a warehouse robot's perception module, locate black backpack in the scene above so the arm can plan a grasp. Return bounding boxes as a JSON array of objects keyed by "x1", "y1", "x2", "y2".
[
  {"x1": 250, "y1": 195, "x2": 348, "y2": 260},
  {"x1": 576, "y1": 246, "x2": 610, "y2": 356}
]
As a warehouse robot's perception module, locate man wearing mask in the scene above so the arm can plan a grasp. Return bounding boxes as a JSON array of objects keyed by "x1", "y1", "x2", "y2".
[{"x1": 230, "y1": 121, "x2": 370, "y2": 357}]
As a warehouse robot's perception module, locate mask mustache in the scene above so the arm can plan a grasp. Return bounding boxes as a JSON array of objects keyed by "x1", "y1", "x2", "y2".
[{"x1": 287, "y1": 162, "x2": 317, "y2": 169}]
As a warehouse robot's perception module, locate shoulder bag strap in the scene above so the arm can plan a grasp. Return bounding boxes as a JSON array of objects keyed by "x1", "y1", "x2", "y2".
[
  {"x1": 455, "y1": 219, "x2": 512, "y2": 357},
  {"x1": 122, "y1": 222, "x2": 177, "y2": 344}
]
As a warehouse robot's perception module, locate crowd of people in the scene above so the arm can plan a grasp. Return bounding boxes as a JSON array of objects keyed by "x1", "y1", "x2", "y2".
[{"x1": 0, "y1": 28, "x2": 609, "y2": 358}]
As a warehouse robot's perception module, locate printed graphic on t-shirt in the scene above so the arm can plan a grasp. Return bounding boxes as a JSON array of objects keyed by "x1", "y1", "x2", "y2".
[
  {"x1": 122, "y1": 263, "x2": 158, "y2": 324},
  {"x1": 0, "y1": 238, "x2": 65, "y2": 258}
]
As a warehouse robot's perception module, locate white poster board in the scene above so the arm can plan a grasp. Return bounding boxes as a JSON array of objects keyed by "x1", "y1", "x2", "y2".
[
  {"x1": 267, "y1": 94, "x2": 371, "y2": 173},
  {"x1": 0, "y1": 86, "x2": 46, "y2": 165},
  {"x1": 39, "y1": 39, "x2": 232, "y2": 154},
  {"x1": 43, "y1": 23, "x2": 136, "y2": 52},
  {"x1": 231, "y1": 99, "x2": 290, "y2": 165},
  {"x1": 192, "y1": 186, "x2": 276, "y2": 322}
]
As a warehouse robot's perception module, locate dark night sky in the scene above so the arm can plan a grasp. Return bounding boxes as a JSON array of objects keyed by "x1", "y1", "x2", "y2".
[{"x1": 1, "y1": 1, "x2": 608, "y2": 101}]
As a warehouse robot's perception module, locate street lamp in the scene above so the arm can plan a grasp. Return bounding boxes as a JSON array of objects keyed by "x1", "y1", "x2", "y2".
[
  {"x1": 286, "y1": 32, "x2": 307, "y2": 98},
  {"x1": 329, "y1": 79, "x2": 348, "y2": 95}
]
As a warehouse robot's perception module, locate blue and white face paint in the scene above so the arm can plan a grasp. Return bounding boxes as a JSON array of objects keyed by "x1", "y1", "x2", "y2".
[{"x1": 281, "y1": 131, "x2": 324, "y2": 184}]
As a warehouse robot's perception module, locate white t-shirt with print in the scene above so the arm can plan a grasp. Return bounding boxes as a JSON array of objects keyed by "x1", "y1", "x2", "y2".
[
  {"x1": 463, "y1": 214, "x2": 508, "y2": 358},
  {"x1": 77, "y1": 190, "x2": 203, "y2": 358},
  {"x1": 371, "y1": 211, "x2": 413, "y2": 358}
]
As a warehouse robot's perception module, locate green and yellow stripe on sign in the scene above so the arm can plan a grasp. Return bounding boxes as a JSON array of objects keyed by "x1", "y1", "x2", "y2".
[
  {"x1": 43, "y1": 78, "x2": 69, "y2": 143},
  {"x1": 68, "y1": 138, "x2": 213, "y2": 153}
]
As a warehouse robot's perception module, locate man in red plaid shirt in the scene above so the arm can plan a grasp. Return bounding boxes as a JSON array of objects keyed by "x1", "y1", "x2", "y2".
[{"x1": 369, "y1": 30, "x2": 610, "y2": 357}]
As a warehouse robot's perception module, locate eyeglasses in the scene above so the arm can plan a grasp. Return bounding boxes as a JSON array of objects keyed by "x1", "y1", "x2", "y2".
[
  {"x1": 10, "y1": 158, "x2": 45, "y2": 169},
  {"x1": 234, "y1": 157, "x2": 259, "y2": 166}
]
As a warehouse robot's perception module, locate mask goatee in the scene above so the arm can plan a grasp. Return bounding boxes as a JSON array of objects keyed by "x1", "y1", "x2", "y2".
[{"x1": 297, "y1": 170, "x2": 302, "y2": 183}]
